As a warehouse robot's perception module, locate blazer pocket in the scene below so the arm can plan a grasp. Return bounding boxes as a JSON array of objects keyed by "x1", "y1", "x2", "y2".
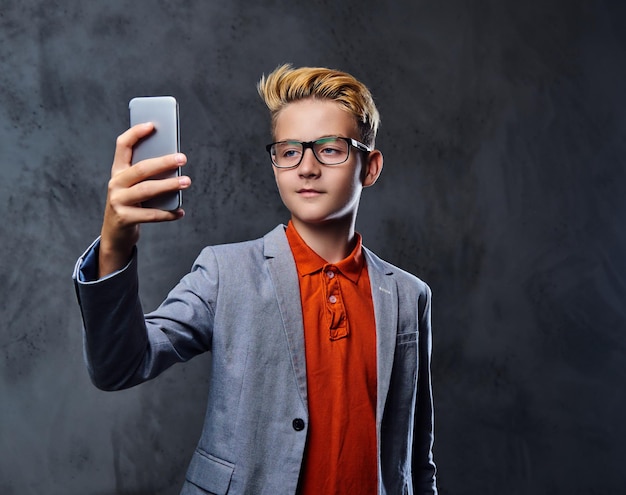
[
  {"x1": 185, "y1": 449, "x2": 235, "y2": 495},
  {"x1": 396, "y1": 331, "x2": 418, "y2": 345}
]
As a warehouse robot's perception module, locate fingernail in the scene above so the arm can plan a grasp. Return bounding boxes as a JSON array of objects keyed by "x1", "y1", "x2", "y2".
[
  {"x1": 175, "y1": 153, "x2": 186, "y2": 164},
  {"x1": 179, "y1": 176, "x2": 191, "y2": 187}
]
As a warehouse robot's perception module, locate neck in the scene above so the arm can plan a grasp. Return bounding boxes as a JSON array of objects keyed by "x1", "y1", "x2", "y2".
[{"x1": 291, "y1": 216, "x2": 357, "y2": 263}]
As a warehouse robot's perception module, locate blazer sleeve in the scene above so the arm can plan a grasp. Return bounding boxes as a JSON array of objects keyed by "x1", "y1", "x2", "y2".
[
  {"x1": 73, "y1": 239, "x2": 218, "y2": 391},
  {"x1": 413, "y1": 283, "x2": 438, "y2": 494}
]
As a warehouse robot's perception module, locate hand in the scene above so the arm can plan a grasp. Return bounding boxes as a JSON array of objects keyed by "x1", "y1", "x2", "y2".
[{"x1": 98, "y1": 123, "x2": 191, "y2": 277}]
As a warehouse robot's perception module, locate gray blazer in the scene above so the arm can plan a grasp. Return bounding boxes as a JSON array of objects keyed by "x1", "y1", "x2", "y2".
[{"x1": 73, "y1": 225, "x2": 437, "y2": 495}]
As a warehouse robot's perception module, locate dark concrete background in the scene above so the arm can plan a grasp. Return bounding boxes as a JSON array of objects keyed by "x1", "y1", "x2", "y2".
[{"x1": 1, "y1": 1, "x2": 625, "y2": 493}]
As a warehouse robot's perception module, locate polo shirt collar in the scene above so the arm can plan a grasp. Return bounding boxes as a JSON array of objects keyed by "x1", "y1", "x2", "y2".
[{"x1": 285, "y1": 221, "x2": 364, "y2": 284}]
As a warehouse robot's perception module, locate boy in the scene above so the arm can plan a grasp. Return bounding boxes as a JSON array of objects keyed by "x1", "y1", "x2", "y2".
[{"x1": 73, "y1": 64, "x2": 437, "y2": 494}]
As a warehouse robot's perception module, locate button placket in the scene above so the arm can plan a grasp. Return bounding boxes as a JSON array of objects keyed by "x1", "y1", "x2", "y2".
[{"x1": 323, "y1": 265, "x2": 348, "y2": 340}]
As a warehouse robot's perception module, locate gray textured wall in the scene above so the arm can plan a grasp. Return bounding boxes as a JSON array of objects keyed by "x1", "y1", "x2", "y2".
[{"x1": 1, "y1": 1, "x2": 625, "y2": 494}]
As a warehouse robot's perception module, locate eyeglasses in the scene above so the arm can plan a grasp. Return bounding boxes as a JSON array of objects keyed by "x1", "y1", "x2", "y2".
[{"x1": 266, "y1": 136, "x2": 371, "y2": 169}]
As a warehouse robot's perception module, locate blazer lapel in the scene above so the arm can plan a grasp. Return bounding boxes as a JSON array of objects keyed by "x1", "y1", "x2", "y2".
[
  {"x1": 364, "y1": 248, "x2": 398, "y2": 425},
  {"x1": 263, "y1": 225, "x2": 308, "y2": 410},
  {"x1": 261, "y1": 229, "x2": 399, "y2": 418}
]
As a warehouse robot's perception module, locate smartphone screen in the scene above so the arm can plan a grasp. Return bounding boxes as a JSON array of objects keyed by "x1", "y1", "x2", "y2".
[{"x1": 129, "y1": 96, "x2": 181, "y2": 211}]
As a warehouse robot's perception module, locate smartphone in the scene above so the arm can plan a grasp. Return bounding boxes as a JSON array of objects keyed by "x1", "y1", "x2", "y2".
[{"x1": 129, "y1": 96, "x2": 181, "y2": 211}]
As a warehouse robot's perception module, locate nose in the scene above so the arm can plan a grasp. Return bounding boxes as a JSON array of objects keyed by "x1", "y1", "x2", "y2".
[{"x1": 298, "y1": 147, "x2": 321, "y2": 177}]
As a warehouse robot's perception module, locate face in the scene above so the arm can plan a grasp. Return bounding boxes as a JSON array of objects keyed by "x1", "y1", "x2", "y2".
[{"x1": 272, "y1": 98, "x2": 381, "y2": 231}]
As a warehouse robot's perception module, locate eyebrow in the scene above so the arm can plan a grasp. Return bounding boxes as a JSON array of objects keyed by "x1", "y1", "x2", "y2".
[{"x1": 277, "y1": 135, "x2": 345, "y2": 143}]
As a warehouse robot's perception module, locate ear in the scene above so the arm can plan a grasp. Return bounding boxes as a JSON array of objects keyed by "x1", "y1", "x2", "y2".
[{"x1": 362, "y1": 149, "x2": 383, "y2": 188}]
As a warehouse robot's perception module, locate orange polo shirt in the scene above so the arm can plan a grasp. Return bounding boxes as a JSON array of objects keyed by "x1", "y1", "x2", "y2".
[{"x1": 285, "y1": 222, "x2": 377, "y2": 495}]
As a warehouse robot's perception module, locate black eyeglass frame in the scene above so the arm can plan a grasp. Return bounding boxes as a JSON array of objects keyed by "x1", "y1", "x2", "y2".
[{"x1": 265, "y1": 136, "x2": 372, "y2": 169}]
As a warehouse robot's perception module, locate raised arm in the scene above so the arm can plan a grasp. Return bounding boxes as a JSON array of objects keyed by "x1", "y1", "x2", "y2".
[{"x1": 98, "y1": 123, "x2": 191, "y2": 277}]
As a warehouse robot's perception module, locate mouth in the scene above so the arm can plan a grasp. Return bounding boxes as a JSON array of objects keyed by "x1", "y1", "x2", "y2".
[{"x1": 297, "y1": 188, "x2": 323, "y2": 197}]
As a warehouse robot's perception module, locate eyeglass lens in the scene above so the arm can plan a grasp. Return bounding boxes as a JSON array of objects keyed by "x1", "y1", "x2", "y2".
[{"x1": 271, "y1": 137, "x2": 350, "y2": 168}]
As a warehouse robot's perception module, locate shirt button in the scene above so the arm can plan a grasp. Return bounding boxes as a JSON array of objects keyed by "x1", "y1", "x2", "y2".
[
  {"x1": 326, "y1": 271, "x2": 335, "y2": 279},
  {"x1": 328, "y1": 295, "x2": 337, "y2": 304},
  {"x1": 292, "y1": 418, "x2": 305, "y2": 431}
]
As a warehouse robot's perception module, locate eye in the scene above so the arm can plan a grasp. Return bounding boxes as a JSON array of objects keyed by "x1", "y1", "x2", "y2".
[
  {"x1": 283, "y1": 149, "x2": 299, "y2": 158},
  {"x1": 319, "y1": 145, "x2": 342, "y2": 155},
  {"x1": 316, "y1": 138, "x2": 345, "y2": 155},
  {"x1": 275, "y1": 142, "x2": 302, "y2": 159}
]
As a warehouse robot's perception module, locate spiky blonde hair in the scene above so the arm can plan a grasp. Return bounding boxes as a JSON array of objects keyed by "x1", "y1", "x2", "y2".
[{"x1": 257, "y1": 64, "x2": 380, "y2": 147}]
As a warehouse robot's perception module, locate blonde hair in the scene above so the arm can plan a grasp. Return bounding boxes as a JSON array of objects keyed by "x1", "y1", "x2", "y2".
[{"x1": 257, "y1": 64, "x2": 380, "y2": 147}]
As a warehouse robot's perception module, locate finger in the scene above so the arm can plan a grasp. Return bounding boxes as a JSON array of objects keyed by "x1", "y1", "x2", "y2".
[
  {"x1": 128, "y1": 153, "x2": 187, "y2": 184},
  {"x1": 114, "y1": 205, "x2": 186, "y2": 225},
  {"x1": 111, "y1": 123, "x2": 155, "y2": 176},
  {"x1": 112, "y1": 174, "x2": 191, "y2": 207},
  {"x1": 110, "y1": 152, "x2": 187, "y2": 190}
]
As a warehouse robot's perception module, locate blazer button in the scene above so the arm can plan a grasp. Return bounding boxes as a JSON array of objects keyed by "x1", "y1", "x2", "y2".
[{"x1": 292, "y1": 418, "x2": 305, "y2": 431}]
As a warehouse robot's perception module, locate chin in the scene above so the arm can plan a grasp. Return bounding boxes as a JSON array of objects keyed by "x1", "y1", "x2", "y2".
[{"x1": 293, "y1": 212, "x2": 353, "y2": 227}]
